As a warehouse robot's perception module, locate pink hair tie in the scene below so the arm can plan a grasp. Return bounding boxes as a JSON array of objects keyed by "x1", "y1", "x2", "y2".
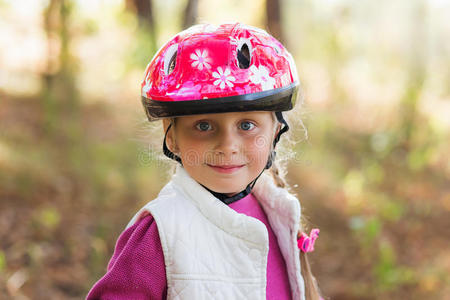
[{"x1": 297, "y1": 228, "x2": 320, "y2": 253}]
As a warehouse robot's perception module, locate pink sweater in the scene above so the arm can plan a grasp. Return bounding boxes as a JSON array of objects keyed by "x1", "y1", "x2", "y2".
[{"x1": 87, "y1": 193, "x2": 292, "y2": 299}]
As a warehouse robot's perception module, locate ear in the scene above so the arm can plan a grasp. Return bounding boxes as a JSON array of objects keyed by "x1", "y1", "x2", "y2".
[
  {"x1": 162, "y1": 119, "x2": 179, "y2": 153},
  {"x1": 274, "y1": 122, "x2": 282, "y2": 139}
]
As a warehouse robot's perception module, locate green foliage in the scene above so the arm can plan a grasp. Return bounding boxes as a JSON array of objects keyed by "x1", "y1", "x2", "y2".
[
  {"x1": 374, "y1": 240, "x2": 417, "y2": 291},
  {"x1": 125, "y1": 28, "x2": 158, "y2": 71},
  {"x1": 0, "y1": 251, "x2": 5, "y2": 272},
  {"x1": 37, "y1": 207, "x2": 61, "y2": 230},
  {"x1": 350, "y1": 215, "x2": 381, "y2": 249}
]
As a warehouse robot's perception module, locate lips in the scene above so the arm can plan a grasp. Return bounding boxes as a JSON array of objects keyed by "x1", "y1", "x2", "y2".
[{"x1": 207, "y1": 164, "x2": 245, "y2": 174}]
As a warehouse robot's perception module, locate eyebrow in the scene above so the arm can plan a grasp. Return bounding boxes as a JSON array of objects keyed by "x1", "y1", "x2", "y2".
[{"x1": 184, "y1": 112, "x2": 272, "y2": 123}]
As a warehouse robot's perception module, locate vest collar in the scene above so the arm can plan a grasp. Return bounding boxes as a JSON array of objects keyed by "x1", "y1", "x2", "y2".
[
  {"x1": 170, "y1": 165, "x2": 301, "y2": 249},
  {"x1": 171, "y1": 165, "x2": 268, "y2": 246}
]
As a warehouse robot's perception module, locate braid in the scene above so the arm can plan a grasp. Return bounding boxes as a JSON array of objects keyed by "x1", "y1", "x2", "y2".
[
  {"x1": 269, "y1": 160, "x2": 287, "y2": 188},
  {"x1": 300, "y1": 252, "x2": 322, "y2": 300},
  {"x1": 268, "y1": 151, "x2": 324, "y2": 300}
]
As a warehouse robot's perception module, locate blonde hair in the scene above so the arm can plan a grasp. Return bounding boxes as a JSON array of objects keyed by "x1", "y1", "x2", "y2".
[
  {"x1": 269, "y1": 161, "x2": 323, "y2": 300},
  {"x1": 268, "y1": 100, "x2": 323, "y2": 299}
]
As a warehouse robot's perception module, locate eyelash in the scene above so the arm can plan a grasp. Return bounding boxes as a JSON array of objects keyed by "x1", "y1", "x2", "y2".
[
  {"x1": 239, "y1": 121, "x2": 255, "y2": 131},
  {"x1": 194, "y1": 121, "x2": 256, "y2": 132},
  {"x1": 195, "y1": 121, "x2": 212, "y2": 131}
]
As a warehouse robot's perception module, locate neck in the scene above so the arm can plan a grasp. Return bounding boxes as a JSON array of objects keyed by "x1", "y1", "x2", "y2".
[{"x1": 202, "y1": 184, "x2": 252, "y2": 205}]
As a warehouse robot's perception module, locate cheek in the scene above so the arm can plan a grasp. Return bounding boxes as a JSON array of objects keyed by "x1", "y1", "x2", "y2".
[
  {"x1": 176, "y1": 138, "x2": 210, "y2": 166},
  {"x1": 244, "y1": 134, "x2": 272, "y2": 164}
]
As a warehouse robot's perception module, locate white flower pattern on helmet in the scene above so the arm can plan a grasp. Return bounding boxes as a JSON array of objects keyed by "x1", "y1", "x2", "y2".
[
  {"x1": 249, "y1": 65, "x2": 275, "y2": 91},
  {"x1": 190, "y1": 49, "x2": 212, "y2": 70},
  {"x1": 212, "y1": 67, "x2": 235, "y2": 89},
  {"x1": 142, "y1": 74, "x2": 152, "y2": 96}
]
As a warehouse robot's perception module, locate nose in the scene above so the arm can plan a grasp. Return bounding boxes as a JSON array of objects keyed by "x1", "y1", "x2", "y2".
[{"x1": 213, "y1": 127, "x2": 239, "y2": 157}]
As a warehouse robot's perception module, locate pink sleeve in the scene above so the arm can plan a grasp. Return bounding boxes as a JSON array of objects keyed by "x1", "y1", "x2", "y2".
[{"x1": 86, "y1": 214, "x2": 167, "y2": 300}]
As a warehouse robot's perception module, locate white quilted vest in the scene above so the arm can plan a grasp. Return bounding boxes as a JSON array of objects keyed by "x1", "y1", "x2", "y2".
[{"x1": 128, "y1": 166, "x2": 305, "y2": 300}]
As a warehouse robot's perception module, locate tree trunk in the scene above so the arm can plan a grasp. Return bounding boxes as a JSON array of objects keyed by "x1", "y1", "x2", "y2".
[
  {"x1": 399, "y1": 0, "x2": 427, "y2": 150},
  {"x1": 42, "y1": 0, "x2": 78, "y2": 136},
  {"x1": 127, "y1": 0, "x2": 157, "y2": 52},
  {"x1": 266, "y1": 0, "x2": 285, "y2": 43},
  {"x1": 183, "y1": 0, "x2": 198, "y2": 29}
]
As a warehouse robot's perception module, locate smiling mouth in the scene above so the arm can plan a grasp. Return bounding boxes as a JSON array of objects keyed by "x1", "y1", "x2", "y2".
[{"x1": 207, "y1": 164, "x2": 245, "y2": 174}]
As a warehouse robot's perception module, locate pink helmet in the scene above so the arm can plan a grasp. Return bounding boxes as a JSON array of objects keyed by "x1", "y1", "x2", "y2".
[{"x1": 141, "y1": 23, "x2": 299, "y2": 121}]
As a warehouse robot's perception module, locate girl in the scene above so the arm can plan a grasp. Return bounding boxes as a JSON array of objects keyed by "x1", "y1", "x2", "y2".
[{"x1": 87, "y1": 23, "x2": 322, "y2": 300}]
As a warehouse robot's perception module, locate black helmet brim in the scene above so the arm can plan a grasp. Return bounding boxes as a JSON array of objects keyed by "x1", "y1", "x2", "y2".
[{"x1": 142, "y1": 82, "x2": 299, "y2": 121}]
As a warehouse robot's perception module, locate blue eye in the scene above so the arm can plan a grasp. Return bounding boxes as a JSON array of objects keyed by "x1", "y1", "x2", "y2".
[
  {"x1": 196, "y1": 121, "x2": 212, "y2": 131},
  {"x1": 240, "y1": 121, "x2": 255, "y2": 131}
]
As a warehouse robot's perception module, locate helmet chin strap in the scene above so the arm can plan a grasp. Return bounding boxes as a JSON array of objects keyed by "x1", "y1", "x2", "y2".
[
  {"x1": 162, "y1": 112, "x2": 289, "y2": 205},
  {"x1": 163, "y1": 122, "x2": 182, "y2": 163}
]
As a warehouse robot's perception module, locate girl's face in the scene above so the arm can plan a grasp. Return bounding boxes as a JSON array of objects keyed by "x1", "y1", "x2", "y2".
[{"x1": 164, "y1": 111, "x2": 278, "y2": 196}]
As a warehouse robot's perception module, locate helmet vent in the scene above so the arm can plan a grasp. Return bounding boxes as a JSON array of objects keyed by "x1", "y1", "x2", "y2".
[
  {"x1": 164, "y1": 44, "x2": 178, "y2": 75},
  {"x1": 237, "y1": 43, "x2": 250, "y2": 69},
  {"x1": 167, "y1": 51, "x2": 177, "y2": 74}
]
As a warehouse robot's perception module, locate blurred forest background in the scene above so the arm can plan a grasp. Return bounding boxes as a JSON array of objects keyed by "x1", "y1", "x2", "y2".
[{"x1": 1, "y1": 0, "x2": 449, "y2": 299}]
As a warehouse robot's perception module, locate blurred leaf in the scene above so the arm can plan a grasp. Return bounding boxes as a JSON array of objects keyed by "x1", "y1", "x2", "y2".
[
  {"x1": 364, "y1": 217, "x2": 381, "y2": 242},
  {"x1": 343, "y1": 169, "x2": 365, "y2": 200},
  {"x1": 407, "y1": 146, "x2": 433, "y2": 171},
  {"x1": 37, "y1": 207, "x2": 61, "y2": 230},
  {"x1": 350, "y1": 215, "x2": 381, "y2": 249},
  {"x1": 0, "y1": 250, "x2": 5, "y2": 272},
  {"x1": 379, "y1": 198, "x2": 405, "y2": 222},
  {"x1": 82, "y1": 18, "x2": 99, "y2": 35},
  {"x1": 370, "y1": 131, "x2": 390, "y2": 153},
  {"x1": 364, "y1": 159, "x2": 384, "y2": 184},
  {"x1": 374, "y1": 240, "x2": 417, "y2": 291},
  {"x1": 125, "y1": 28, "x2": 157, "y2": 71}
]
